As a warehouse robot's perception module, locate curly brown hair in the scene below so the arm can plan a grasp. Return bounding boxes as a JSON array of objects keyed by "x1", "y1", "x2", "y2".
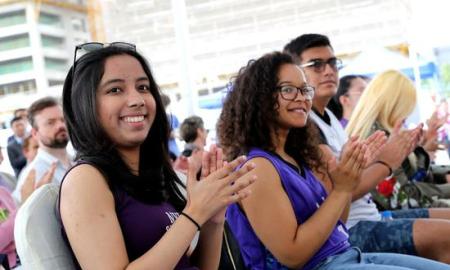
[{"x1": 217, "y1": 51, "x2": 323, "y2": 171}]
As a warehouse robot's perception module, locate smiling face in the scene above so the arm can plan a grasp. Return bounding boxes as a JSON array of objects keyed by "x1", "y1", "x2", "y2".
[
  {"x1": 96, "y1": 54, "x2": 156, "y2": 151},
  {"x1": 275, "y1": 63, "x2": 312, "y2": 130},
  {"x1": 300, "y1": 46, "x2": 339, "y2": 102}
]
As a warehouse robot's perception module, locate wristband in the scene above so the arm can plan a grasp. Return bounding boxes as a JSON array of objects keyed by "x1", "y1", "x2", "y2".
[
  {"x1": 180, "y1": 212, "x2": 201, "y2": 231},
  {"x1": 375, "y1": 160, "x2": 394, "y2": 179}
]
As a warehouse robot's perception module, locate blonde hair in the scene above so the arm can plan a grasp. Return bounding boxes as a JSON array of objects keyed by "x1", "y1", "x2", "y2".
[{"x1": 346, "y1": 70, "x2": 416, "y2": 139}]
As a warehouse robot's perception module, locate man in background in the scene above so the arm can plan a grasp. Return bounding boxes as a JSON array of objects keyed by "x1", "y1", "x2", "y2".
[
  {"x1": 13, "y1": 97, "x2": 73, "y2": 203},
  {"x1": 7, "y1": 117, "x2": 27, "y2": 177}
]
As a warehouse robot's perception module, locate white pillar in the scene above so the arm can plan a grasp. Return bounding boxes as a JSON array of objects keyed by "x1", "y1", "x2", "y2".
[
  {"x1": 171, "y1": 0, "x2": 196, "y2": 116},
  {"x1": 27, "y1": 2, "x2": 48, "y2": 96}
]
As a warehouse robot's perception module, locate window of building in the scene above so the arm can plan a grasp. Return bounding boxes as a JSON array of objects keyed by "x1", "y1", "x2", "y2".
[
  {"x1": 0, "y1": 80, "x2": 36, "y2": 96},
  {"x1": 0, "y1": 10, "x2": 26, "y2": 27},
  {"x1": 41, "y1": 35, "x2": 65, "y2": 48},
  {"x1": 71, "y1": 17, "x2": 86, "y2": 32},
  {"x1": 0, "y1": 34, "x2": 30, "y2": 52},
  {"x1": 0, "y1": 57, "x2": 33, "y2": 75},
  {"x1": 198, "y1": 88, "x2": 209, "y2": 96},
  {"x1": 44, "y1": 57, "x2": 68, "y2": 71},
  {"x1": 48, "y1": 80, "x2": 64, "y2": 86},
  {"x1": 38, "y1": 12, "x2": 62, "y2": 27}
]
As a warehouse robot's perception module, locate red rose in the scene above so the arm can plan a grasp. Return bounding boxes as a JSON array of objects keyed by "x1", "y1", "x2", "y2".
[{"x1": 377, "y1": 177, "x2": 396, "y2": 197}]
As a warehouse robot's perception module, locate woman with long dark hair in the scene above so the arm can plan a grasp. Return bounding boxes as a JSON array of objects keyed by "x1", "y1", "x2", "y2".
[{"x1": 60, "y1": 43, "x2": 256, "y2": 269}]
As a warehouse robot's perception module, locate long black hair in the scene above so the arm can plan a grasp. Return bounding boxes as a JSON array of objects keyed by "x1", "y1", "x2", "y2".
[
  {"x1": 217, "y1": 52, "x2": 323, "y2": 171},
  {"x1": 62, "y1": 46, "x2": 185, "y2": 210},
  {"x1": 327, "y1": 75, "x2": 367, "y2": 120}
]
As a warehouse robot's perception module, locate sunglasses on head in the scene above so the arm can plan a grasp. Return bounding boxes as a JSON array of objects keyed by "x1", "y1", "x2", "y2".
[{"x1": 72, "y1": 42, "x2": 136, "y2": 79}]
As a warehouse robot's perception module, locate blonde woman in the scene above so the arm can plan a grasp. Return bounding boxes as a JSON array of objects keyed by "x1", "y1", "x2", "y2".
[{"x1": 346, "y1": 69, "x2": 450, "y2": 263}]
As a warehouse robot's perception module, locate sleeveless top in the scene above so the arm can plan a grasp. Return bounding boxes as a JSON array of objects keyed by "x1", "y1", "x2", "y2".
[
  {"x1": 58, "y1": 162, "x2": 198, "y2": 270},
  {"x1": 226, "y1": 148, "x2": 350, "y2": 270}
]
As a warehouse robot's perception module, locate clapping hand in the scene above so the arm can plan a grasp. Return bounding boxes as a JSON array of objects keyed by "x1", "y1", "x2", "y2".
[
  {"x1": 20, "y1": 162, "x2": 57, "y2": 203},
  {"x1": 328, "y1": 136, "x2": 367, "y2": 193},
  {"x1": 184, "y1": 145, "x2": 256, "y2": 226}
]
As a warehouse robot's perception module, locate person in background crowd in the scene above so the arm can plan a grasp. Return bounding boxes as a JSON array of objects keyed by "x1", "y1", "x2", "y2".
[
  {"x1": 327, "y1": 75, "x2": 368, "y2": 128},
  {"x1": 284, "y1": 33, "x2": 450, "y2": 263},
  {"x1": 347, "y1": 69, "x2": 450, "y2": 206},
  {"x1": 12, "y1": 97, "x2": 73, "y2": 203},
  {"x1": 0, "y1": 149, "x2": 16, "y2": 192},
  {"x1": 161, "y1": 93, "x2": 181, "y2": 161},
  {"x1": 21, "y1": 135, "x2": 39, "y2": 165},
  {"x1": 60, "y1": 43, "x2": 256, "y2": 269},
  {"x1": 7, "y1": 117, "x2": 27, "y2": 178},
  {"x1": 180, "y1": 116, "x2": 208, "y2": 150},
  {"x1": 217, "y1": 51, "x2": 450, "y2": 270},
  {"x1": 0, "y1": 185, "x2": 18, "y2": 269},
  {"x1": 174, "y1": 116, "x2": 208, "y2": 175},
  {"x1": 7, "y1": 108, "x2": 29, "y2": 145}
]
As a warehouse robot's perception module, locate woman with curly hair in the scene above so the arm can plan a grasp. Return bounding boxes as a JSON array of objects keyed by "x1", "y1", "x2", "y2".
[{"x1": 217, "y1": 52, "x2": 450, "y2": 270}]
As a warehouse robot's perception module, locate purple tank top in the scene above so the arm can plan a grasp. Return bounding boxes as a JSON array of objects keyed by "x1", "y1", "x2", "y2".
[
  {"x1": 59, "y1": 162, "x2": 198, "y2": 270},
  {"x1": 226, "y1": 148, "x2": 350, "y2": 270}
]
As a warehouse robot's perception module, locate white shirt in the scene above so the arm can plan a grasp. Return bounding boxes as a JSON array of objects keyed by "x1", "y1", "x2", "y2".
[
  {"x1": 310, "y1": 108, "x2": 381, "y2": 228},
  {"x1": 13, "y1": 148, "x2": 74, "y2": 203},
  {"x1": 310, "y1": 108, "x2": 348, "y2": 157}
]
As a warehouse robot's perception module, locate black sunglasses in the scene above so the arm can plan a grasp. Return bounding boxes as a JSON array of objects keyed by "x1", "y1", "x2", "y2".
[{"x1": 72, "y1": 42, "x2": 136, "y2": 79}]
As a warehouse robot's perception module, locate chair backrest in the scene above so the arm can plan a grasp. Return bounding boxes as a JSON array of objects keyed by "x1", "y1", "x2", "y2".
[{"x1": 14, "y1": 184, "x2": 76, "y2": 270}]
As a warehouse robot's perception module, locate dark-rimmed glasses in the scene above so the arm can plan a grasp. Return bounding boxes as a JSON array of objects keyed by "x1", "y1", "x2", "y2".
[
  {"x1": 300, "y1": 58, "x2": 343, "y2": 73},
  {"x1": 277, "y1": 84, "x2": 315, "y2": 101},
  {"x1": 72, "y1": 42, "x2": 136, "y2": 78}
]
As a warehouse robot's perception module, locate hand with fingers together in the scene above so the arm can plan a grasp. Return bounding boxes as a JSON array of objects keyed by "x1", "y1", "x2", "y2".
[
  {"x1": 376, "y1": 120, "x2": 421, "y2": 172},
  {"x1": 183, "y1": 146, "x2": 257, "y2": 228},
  {"x1": 328, "y1": 136, "x2": 367, "y2": 193},
  {"x1": 20, "y1": 162, "x2": 57, "y2": 203},
  {"x1": 361, "y1": 130, "x2": 387, "y2": 166}
]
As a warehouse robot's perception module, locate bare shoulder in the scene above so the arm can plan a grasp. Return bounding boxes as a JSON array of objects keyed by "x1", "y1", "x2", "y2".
[
  {"x1": 60, "y1": 164, "x2": 114, "y2": 212},
  {"x1": 62, "y1": 164, "x2": 109, "y2": 191},
  {"x1": 244, "y1": 156, "x2": 282, "y2": 190}
]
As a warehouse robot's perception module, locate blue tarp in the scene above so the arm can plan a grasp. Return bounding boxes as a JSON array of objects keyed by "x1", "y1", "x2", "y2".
[
  {"x1": 198, "y1": 88, "x2": 228, "y2": 109},
  {"x1": 339, "y1": 47, "x2": 438, "y2": 80}
]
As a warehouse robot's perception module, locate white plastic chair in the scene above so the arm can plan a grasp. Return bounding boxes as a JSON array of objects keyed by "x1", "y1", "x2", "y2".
[{"x1": 14, "y1": 184, "x2": 76, "y2": 270}]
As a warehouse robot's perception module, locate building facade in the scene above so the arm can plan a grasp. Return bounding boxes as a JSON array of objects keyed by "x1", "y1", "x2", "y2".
[
  {"x1": 100, "y1": 0, "x2": 415, "y2": 114},
  {"x1": 0, "y1": 0, "x2": 90, "y2": 117}
]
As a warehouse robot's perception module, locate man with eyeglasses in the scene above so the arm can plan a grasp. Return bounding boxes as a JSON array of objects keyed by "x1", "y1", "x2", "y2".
[{"x1": 283, "y1": 33, "x2": 450, "y2": 263}]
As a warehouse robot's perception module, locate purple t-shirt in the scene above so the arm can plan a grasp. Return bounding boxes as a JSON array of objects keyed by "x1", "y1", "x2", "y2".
[
  {"x1": 59, "y1": 163, "x2": 198, "y2": 270},
  {"x1": 226, "y1": 148, "x2": 350, "y2": 270}
]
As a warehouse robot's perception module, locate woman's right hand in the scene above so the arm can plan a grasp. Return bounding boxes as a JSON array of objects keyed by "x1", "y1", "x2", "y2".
[
  {"x1": 183, "y1": 154, "x2": 256, "y2": 226},
  {"x1": 328, "y1": 137, "x2": 367, "y2": 193}
]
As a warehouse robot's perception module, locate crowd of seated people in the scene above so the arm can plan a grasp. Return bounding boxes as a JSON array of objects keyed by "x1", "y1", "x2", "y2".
[{"x1": 2, "y1": 33, "x2": 450, "y2": 270}]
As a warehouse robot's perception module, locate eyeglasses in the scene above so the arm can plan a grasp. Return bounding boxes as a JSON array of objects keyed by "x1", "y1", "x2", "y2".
[
  {"x1": 277, "y1": 85, "x2": 315, "y2": 101},
  {"x1": 300, "y1": 58, "x2": 343, "y2": 73},
  {"x1": 72, "y1": 42, "x2": 136, "y2": 78}
]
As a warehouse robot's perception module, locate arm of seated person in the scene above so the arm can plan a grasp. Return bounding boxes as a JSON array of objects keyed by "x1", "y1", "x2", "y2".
[
  {"x1": 242, "y1": 157, "x2": 354, "y2": 269},
  {"x1": 314, "y1": 144, "x2": 351, "y2": 223}
]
